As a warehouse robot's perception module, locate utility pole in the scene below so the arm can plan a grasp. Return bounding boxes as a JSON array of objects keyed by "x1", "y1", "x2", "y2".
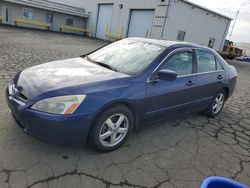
[{"x1": 229, "y1": 10, "x2": 239, "y2": 37}]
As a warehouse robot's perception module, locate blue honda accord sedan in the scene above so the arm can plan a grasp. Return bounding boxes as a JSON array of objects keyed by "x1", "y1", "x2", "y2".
[{"x1": 6, "y1": 38, "x2": 237, "y2": 152}]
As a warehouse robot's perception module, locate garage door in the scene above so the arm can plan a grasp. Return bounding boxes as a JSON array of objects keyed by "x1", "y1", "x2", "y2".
[
  {"x1": 96, "y1": 4, "x2": 113, "y2": 39},
  {"x1": 128, "y1": 10, "x2": 154, "y2": 38}
]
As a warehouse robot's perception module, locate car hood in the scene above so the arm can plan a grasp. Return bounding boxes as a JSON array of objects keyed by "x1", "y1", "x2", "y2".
[{"x1": 15, "y1": 57, "x2": 129, "y2": 99}]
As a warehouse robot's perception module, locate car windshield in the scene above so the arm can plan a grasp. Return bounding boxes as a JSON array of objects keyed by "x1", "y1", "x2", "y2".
[{"x1": 87, "y1": 39, "x2": 165, "y2": 75}]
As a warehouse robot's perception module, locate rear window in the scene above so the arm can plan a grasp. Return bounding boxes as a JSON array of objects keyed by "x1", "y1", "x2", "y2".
[{"x1": 196, "y1": 50, "x2": 216, "y2": 73}]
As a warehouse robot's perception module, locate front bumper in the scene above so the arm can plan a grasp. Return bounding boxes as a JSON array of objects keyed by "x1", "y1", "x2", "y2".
[{"x1": 5, "y1": 89, "x2": 95, "y2": 145}]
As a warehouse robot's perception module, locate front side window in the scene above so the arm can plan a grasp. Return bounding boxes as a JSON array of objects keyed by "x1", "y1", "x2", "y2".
[
  {"x1": 196, "y1": 50, "x2": 216, "y2": 72},
  {"x1": 177, "y1": 30, "x2": 186, "y2": 41},
  {"x1": 88, "y1": 39, "x2": 165, "y2": 75},
  {"x1": 23, "y1": 8, "x2": 33, "y2": 20},
  {"x1": 160, "y1": 51, "x2": 193, "y2": 76},
  {"x1": 66, "y1": 17, "x2": 73, "y2": 26}
]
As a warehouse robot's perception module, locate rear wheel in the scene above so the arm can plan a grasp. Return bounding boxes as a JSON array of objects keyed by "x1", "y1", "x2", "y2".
[
  {"x1": 89, "y1": 105, "x2": 133, "y2": 152},
  {"x1": 204, "y1": 90, "x2": 226, "y2": 117}
]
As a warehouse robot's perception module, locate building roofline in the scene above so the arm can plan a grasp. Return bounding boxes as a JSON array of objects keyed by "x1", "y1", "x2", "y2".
[
  {"x1": 180, "y1": 0, "x2": 233, "y2": 20},
  {"x1": 3, "y1": 0, "x2": 90, "y2": 18}
]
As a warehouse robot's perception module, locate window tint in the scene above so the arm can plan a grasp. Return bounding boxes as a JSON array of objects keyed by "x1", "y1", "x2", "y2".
[
  {"x1": 196, "y1": 50, "x2": 216, "y2": 72},
  {"x1": 160, "y1": 51, "x2": 193, "y2": 76}
]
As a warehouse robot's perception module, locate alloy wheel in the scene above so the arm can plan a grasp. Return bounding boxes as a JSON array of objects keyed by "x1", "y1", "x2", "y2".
[
  {"x1": 99, "y1": 114, "x2": 129, "y2": 147},
  {"x1": 212, "y1": 93, "x2": 224, "y2": 114}
]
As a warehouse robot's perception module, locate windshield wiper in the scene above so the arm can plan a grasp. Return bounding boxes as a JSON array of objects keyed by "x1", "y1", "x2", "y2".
[
  {"x1": 86, "y1": 55, "x2": 118, "y2": 72},
  {"x1": 80, "y1": 54, "x2": 87, "y2": 58},
  {"x1": 96, "y1": 62, "x2": 118, "y2": 72}
]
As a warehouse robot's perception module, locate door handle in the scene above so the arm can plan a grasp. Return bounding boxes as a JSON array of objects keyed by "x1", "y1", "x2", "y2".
[
  {"x1": 186, "y1": 80, "x2": 194, "y2": 86},
  {"x1": 217, "y1": 75, "x2": 223, "y2": 80}
]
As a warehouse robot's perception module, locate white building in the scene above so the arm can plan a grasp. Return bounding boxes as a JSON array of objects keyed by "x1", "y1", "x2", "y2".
[
  {"x1": 0, "y1": 0, "x2": 232, "y2": 51},
  {"x1": 83, "y1": 0, "x2": 232, "y2": 51},
  {"x1": 0, "y1": 0, "x2": 90, "y2": 35}
]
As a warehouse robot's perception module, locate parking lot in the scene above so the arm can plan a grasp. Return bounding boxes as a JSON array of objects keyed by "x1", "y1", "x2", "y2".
[{"x1": 0, "y1": 26, "x2": 249, "y2": 188}]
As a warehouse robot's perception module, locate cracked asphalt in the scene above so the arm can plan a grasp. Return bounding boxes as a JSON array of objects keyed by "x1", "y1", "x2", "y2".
[{"x1": 0, "y1": 26, "x2": 250, "y2": 188}]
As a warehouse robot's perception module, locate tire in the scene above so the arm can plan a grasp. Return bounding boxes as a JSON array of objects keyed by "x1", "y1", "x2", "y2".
[
  {"x1": 89, "y1": 105, "x2": 134, "y2": 152},
  {"x1": 204, "y1": 90, "x2": 226, "y2": 117}
]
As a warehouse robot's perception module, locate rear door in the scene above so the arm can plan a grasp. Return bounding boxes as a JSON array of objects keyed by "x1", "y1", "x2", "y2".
[
  {"x1": 193, "y1": 49, "x2": 225, "y2": 107},
  {"x1": 145, "y1": 49, "x2": 201, "y2": 120}
]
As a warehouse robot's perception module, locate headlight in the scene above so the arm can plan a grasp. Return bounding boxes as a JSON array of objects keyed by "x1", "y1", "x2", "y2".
[{"x1": 31, "y1": 95, "x2": 86, "y2": 114}]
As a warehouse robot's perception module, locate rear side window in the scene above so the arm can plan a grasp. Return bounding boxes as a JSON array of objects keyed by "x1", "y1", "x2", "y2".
[
  {"x1": 216, "y1": 58, "x2": 224, "y2": 70},
  {"x1": 160, "y1": 51, "x2": 193, "y2": 76},
  {"x1": 196, "y1": 50, "x2": 216, "y2": 73}
]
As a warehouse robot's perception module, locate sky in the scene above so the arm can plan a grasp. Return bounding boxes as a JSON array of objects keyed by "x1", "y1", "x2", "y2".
[
  {"x1": 189, "y1": 0, "x2": 250, "y2": 44},
  {"x1": 53, "y1": 0, "x2": 250, "y2": 44}
]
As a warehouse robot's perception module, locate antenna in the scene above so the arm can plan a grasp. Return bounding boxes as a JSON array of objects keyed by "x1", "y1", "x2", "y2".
[{"x1": 229, "y1": 10, "x2": 239, "y2": 37}]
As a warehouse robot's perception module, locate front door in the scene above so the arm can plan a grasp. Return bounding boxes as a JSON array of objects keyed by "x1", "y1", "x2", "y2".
[{"x1": 146, "y1": 49, "x2": 200, "y2": 120}]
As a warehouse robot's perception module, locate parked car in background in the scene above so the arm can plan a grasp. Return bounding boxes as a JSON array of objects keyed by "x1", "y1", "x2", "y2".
[
  {"x1": 6, "y1": 38, "x2": 237, "y2": 152},
  {"x1": 246, "y1": 56, "x2": 250, "y2": 62},
  {"x1": 235, "y1": 56, "x2": 247, "y2": 61},
  {"x1": 243, "y1": 56, "x2": 250, "y2": 62},
  {"x1": 235, "y1": 56, "x2": 250, "y2": 62}
]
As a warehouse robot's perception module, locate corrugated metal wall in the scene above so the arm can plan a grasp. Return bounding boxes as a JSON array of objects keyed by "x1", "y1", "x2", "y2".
[
  {"x1": 162, "y1": 0, "x2": 230, "y2": 50},
  {"x1": 0, "y1": 0, "x2": 231, "y2": 50},
  {"x1": 83, "y1": 0, "x2": 231, "y2": 50},
  {"x1": 84, "y1": 0, "x2": 168, "y2": 39},
  {"x1": 0, "y1": 1, "x2": 87, "y2": 35}
]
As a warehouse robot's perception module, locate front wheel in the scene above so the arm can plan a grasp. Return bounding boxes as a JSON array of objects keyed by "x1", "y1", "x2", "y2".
[
  {"x1": 89, "y1": 105, "x2": 133, "y2": 152},
  {"x1": 204, "y1": 90, "x2": 226, "y2": 117}
]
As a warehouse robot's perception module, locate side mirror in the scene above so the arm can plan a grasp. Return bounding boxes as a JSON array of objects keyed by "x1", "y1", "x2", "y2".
[{"x1": 157, "y1": 69, "x2": 177, "y2": 81}]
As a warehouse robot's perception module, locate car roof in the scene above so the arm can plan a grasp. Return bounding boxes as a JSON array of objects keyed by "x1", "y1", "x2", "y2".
[{"x1": 128, "y1": 37, "x2": 211, "y2": 50}]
